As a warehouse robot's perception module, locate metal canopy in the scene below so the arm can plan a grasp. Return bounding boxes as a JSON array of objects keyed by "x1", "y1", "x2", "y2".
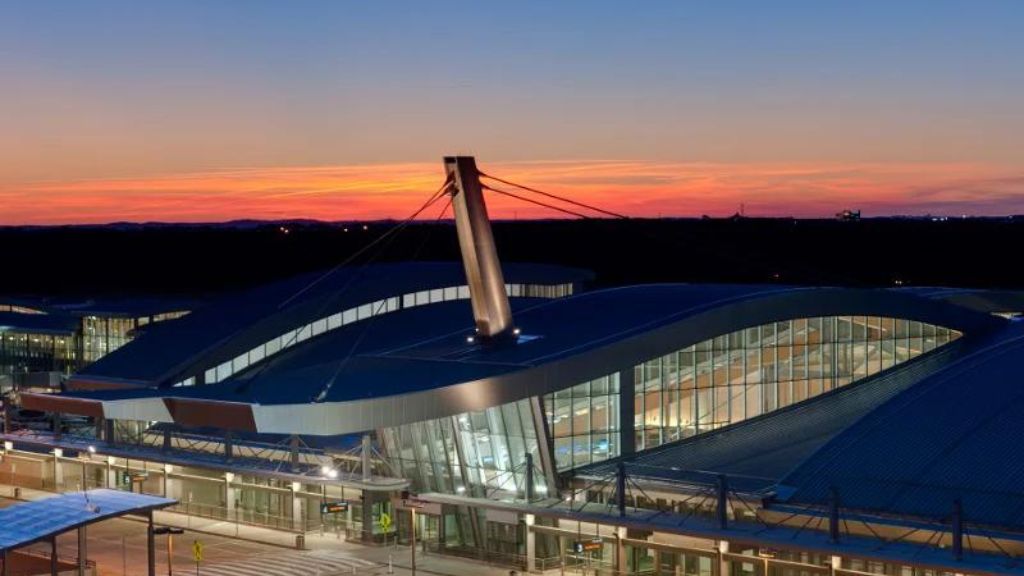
[{"x1": 0, "y1": 489, "x2": 175, "y2": 551}]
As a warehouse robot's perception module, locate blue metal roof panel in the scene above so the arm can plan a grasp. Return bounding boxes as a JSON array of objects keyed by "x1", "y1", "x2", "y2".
[
  {"x1": 0, "y1": 489, "x2": 175, "y2": 551},
  {"x1": 780, "y1": 323, "x2": 1024, "y2": 531}
]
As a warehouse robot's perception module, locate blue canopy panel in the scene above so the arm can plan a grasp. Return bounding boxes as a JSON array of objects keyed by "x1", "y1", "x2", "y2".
[{"x1": 0, "y1": 489, "x2": 175, "y2": 551}]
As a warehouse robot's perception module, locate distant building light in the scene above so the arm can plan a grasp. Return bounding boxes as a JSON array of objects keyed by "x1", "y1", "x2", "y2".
[
  {"x1": 513, "y1": 328, "x2": 521, "y2": 336},
  {"x1": 327, "y1": 469, "x2": 339, "y2": 479},
  {"x1": 321, "y1": 465, "x2": 331, "y2": 475},
  {"x1": 87, "y1": 445, "x2": 96, "y2": 454},
  {"x1": 466, "y1": 336, "x2": 475, "y2": 344},
  {"x1": 456, "y1": 486, "x2": 466, "y2": 494}
]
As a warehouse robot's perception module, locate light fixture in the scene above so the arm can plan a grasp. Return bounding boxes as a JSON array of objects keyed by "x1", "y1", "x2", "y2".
[
  {"x1": 466, "y1": 336, "x2": 475, "y2": 343},
  {"x1": 87, "y1": 445, "x2": 96, "y2": 454},
  {"x1": 320, "y1": 464, "x2": 331, "y2": 475},
  {"x1": 327, "y1": 469, "x2": 338, "y2": 479},
  {"x1": 3, "y1": 441, "x2": 12, "y2": 451},
  {"x1": 456, "y1": 486, "x2": 466, "y2": 494},
  {"x1": 513, "y1": 328, "x2": 521, "y2": 336},
  {"x1": 53, "y1": 448, "x2": 63, "y2": 458}
]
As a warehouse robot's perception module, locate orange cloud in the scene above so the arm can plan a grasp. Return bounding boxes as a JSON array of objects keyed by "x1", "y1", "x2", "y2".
[{"x1": 1, "y1": 161, "x2": 1022, "y2": 225}]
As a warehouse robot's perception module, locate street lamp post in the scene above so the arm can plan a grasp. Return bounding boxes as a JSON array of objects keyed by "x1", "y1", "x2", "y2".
[{"x1": 152, "y1": 526, "x2": 184, "y2": 576}]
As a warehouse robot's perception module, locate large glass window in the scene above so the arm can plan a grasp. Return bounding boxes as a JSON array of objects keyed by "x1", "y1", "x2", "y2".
[
  {"x1": 544, "y1": 373, "x2": 620, "y2": 471},
  {"x1": 633, "y1": 316, "x2": 960, "y2": 451},
  {"x1": 381, "y1": 399, "x2": 544, "y2": 499}
]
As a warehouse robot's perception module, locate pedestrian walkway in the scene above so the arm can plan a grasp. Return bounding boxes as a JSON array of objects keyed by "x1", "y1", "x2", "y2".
[
  {"x1": 1, "y1": 483, "x2": 530, "y2": 576},
  {"x1": 177, "y1": 549, "x2": 381, "y2": 576}
]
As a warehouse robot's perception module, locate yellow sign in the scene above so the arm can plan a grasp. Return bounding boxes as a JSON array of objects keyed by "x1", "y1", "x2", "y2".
[
  {"x1": 378, "y1": 512, "x2": 392, "y2": 532},
  {"x1": 192, "y1": 540, "x2": 204, "y2": 562}
]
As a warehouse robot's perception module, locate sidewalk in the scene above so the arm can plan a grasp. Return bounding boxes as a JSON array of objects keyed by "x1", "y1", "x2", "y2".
[{"x1": 1, "y1": 483, "x2": 536, "y2": 576}]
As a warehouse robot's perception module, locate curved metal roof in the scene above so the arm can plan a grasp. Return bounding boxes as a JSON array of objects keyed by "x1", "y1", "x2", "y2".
[
  {"x1": 70, "y1": 261, "x2": 592, "y2": 389},
  {"x1": 37, "y1": 281, "x2": 1004, "y2": 436},
  {"x1": 779, "y1": 320, "x2": 1024, "y2": 531}
]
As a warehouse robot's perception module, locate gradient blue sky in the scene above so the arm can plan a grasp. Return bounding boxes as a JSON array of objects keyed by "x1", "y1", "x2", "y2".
[{"x1": 1, "y1": 1, "x2": 1022, "y2": 222}]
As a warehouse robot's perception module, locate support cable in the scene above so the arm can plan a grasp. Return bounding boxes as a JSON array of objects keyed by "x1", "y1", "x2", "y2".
[
  {"x1": 481, "y1": 183, "x2": 592, "y2": 219},
  {"x1": 479, "y1": 171, "x2": 628, "y2": 219}
]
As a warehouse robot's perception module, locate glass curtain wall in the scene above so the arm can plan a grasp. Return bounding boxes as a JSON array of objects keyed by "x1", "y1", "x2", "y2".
[
  {"x1": 634, "y1": 316, "x2": 960, "y2": 451},
  {"x1": 381, "y1": 398, "x2": 544, "y2": 499},
  {"x1": 543, "y1": 373, "x2": 621, "y2": 471},
  {"x1": 0, "y1": 331, "x2": 77, "y2": 376}
]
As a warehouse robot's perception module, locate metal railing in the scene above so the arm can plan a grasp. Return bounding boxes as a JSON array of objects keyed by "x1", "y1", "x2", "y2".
[{"x1": 164, "y1": 501, "x2": 321, "y2": 533}]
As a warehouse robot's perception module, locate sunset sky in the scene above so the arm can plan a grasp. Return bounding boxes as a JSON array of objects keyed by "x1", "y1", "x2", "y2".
[{"x1": 1, "y1": 1, "x2": 1022, "y2": 224}]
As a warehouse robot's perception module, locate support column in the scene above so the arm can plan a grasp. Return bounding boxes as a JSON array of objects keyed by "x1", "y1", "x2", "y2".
[
  {"x1": 291, "y1": 482, "x2": 304, "y2": 531},
  {"x1": 147, "y1": 510, "x2": 156, "y2": 576},
  {"x1": 53, "y1": 448, "x2": 63, "y2": 491},
  {"x1": 619, "y1": 368, "x2": 636, "y2": 456},
  {"x1": 1, "y1": 549, "x2": 9, "y2": 576},
  {"x1": 106, "y1": 456, "x2": 116, "y2": 489},
  {"x1": 104, "y1": 419, "x2": 115, "y2": 443},
  {"x1": 223, "y1": 431, "x2": 233, "y2": 461},
  {"x1": 617, "y1": 461, "x2": 627, "y2": 517},
  {"x1": 716, "y1": 475, "x2": 729, "y2": 530},
  {"x1": 716, "y1": 541, "x2": 729, "y2": 576},
  {"x1": 524, "y1": 514, "x2": 536, "y2": 573},
  {"x1": 829, "y1": 487, "x2": 841, "y2": 544},
  {"x1": 361, "y1": 434, "x2": 372, "y2": 483},
  {"x1": 162, "y1": 429, "x2": 172, "y2": 452},
  {"x1": 524, "y1": 452, "x2": 535, "y2": 502},
  {"x1": 952, "y1": 499, "x2": 964, "y2": 562},
  {"x1": 77, "y1": 526, "x2": 87, "y2": 576},
  {"x1": 50, "y1": 536, "x2": 58, "y2": 576},
  {"x1": 614, "y1": 526, "x2": 627, "y2": 576},
  {"x1": 224, "y1": 473, "x2": 235, "y2": 519},
  {"x1": 444, "y1": 155, "x2": 514, "y2": 340},
  {"x1": 289, "y1": 435, "x2": 300, "y2": 472},
  {"x1": 163, "y1": 465, "x2": 173, "y2": 498},
  {"x1": 361, "y1": 492, "x2": 375, "y2": 542}
]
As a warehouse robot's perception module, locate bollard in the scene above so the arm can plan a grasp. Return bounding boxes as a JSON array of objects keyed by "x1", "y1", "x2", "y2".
[{"x1": 388, "y1": 554, "x2": 394, "y2": 574}]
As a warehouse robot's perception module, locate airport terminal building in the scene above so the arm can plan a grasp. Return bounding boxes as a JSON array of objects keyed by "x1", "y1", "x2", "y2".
[{"x1": 3, "y1": 158, "x2": 1024, "y2": 576}]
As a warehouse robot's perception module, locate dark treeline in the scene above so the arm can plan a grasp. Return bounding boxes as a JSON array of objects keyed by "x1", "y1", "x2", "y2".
[{"x1": 3, "y1": 217, "x2": 1023, "y2": 298}]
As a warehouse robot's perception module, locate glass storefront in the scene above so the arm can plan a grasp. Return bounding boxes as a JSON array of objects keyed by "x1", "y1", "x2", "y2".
[{"x1": 633, "y1": 316, "x2": 960, "y2": 451}]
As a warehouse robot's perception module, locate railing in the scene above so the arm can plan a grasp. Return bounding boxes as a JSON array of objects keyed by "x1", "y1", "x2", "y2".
[{"x1": 164, "y1": 501, "x2": 320, "y2": 534}]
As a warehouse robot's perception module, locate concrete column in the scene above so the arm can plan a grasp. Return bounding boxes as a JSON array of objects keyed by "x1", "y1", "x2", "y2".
[
  {"x1": 106, "y1": 456, "x2": 116, "y2": 489},
  {"x1": 829, "y1": 555, "x2": 841, "y2": 576},
  {"x1": 291, "y1": 482, "x2": 304, "y2": 531},
  {"x1": 224, "y1": 473, "x2": 235, "y2": 520},
  {"x1": 524, "y1": 514, "x2": 536, "y2": 573},
  {"x1": 163, "y1": 464, "x2": 173, "y2": 498},
  {"x1": 53, "y1": 448, "x2": 63, "y2": 491},
  {"x1": 1, "y1": 549, "x2": 9, "y2": 576},
  {"x1": 717, "y1": 540, "x2": 729, "y2": 576}
]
